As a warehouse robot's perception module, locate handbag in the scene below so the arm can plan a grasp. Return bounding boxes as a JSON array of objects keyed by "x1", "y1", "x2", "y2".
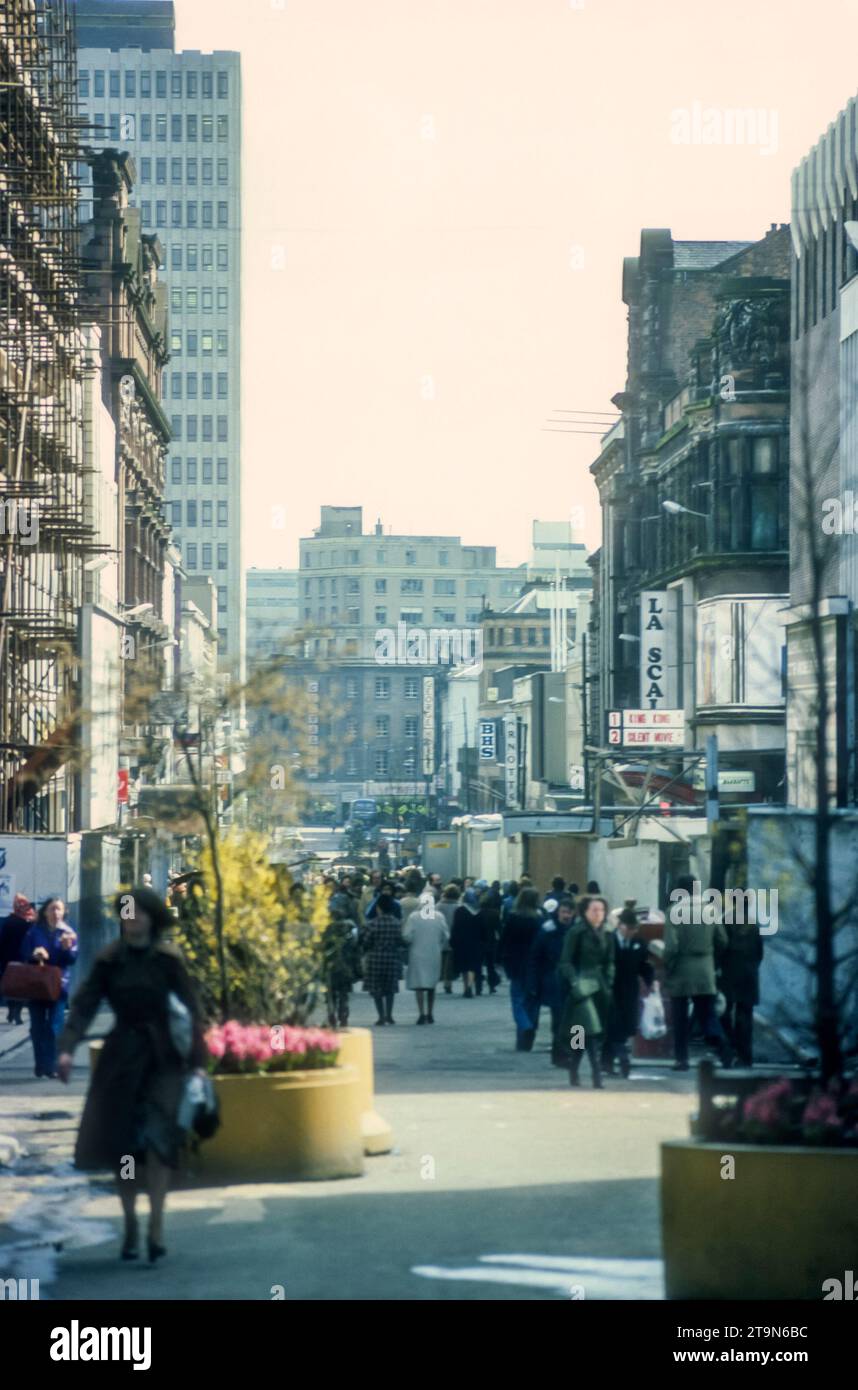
[
  {"x1": 640, "y1": 984, "x2": 668, "y2": 1040},
  {"x1": 0, "y1": 961, "x2": 62, "y2": 1003},
  {"x1": 178, "y1": 1071, "x2": 221, "y2": 1140}
]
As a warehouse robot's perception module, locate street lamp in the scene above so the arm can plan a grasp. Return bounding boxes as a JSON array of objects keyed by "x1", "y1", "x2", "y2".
[
  {"x1": 123, "y1": 601, "x2": 154, "y2": 619},
  {"x1": 662, "y1": 498, "x2": 707, "y2": 519},
  {"x1": 618, "y1": 633, "x2": 640, "y2": 643}
]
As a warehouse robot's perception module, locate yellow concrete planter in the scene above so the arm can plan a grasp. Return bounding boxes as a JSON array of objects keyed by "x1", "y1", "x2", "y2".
[
  {"x1": 336, "y1": 1027, "x2": 393, "y2": 1155},
  {"x1": 190, "y1": 1067, "x2": 365, "y2": 1184},
  {"x1": 661, "y1": 1140, "x2": 858, "y2": 1299}
]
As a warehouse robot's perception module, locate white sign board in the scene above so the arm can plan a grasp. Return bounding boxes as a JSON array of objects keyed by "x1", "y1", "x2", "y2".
[
  {"x1": 607, "y1": 710, "x2": 685, "y2": 748},
  {"x1": 640, "y1": 590, "x2": 676, "y2": 709}
]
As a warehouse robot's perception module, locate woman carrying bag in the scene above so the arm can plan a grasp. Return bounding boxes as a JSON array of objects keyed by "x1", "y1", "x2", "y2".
[
  {"x1": 19, "y1": 898, "x2": 78, "y2": 1080},
  {"x1": 57, "y1": 887, "x2": 206, "y2": 1265},
  {"x1": 557, "y1": 895, "x2": 615, "y2": 1089}
]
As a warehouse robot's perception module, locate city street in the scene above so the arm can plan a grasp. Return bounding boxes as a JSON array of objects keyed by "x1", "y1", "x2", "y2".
[{"x1": 0, "y1": 987, "x2": 695, "y2": 1301}]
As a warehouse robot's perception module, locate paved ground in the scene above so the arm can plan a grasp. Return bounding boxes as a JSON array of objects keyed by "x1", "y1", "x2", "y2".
[{"x1": 0, "y1": 985, "x2": 698, "y2": 1300}]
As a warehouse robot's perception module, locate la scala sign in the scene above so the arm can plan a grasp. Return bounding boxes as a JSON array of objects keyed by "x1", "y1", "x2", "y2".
[{"x1": 640, "y1": 590, "x2": 676, "y2": 709}]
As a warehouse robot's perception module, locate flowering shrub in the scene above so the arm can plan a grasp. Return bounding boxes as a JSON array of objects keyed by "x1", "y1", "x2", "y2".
[
  {"x1": 205, "y1": 1021, "x2": 341, "y2": 1075},
  {"x1": 707, "y1": 1075, "x2": 858, "y2": 1147}
]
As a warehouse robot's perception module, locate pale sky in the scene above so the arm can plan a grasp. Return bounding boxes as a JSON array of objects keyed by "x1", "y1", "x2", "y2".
[{"x1": 174, "y1": 0, "x2": 858, "y2": 570}]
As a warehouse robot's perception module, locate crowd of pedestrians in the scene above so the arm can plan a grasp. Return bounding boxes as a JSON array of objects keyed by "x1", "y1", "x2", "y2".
[{"x1": 316, "y1": 867, "x2": 764, "y2": 1086}]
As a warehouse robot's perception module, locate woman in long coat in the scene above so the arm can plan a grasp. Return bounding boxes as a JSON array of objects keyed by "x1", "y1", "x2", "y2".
[
  {"x1": 361, "y1": 890, "x2": 405, "y2": 1025},
  {"x1": 557, "y1": 895, "x2": 615, "y2": 1089},
  {"x1": 450, "y1": 889, "x2": 483, "y2": 998},
  {"x1": 402, "y1": 894, "x2": 449, "y2": 1024},
  {"x1": 57, "y1": 888, "x2": 205, "y2": 1263}
]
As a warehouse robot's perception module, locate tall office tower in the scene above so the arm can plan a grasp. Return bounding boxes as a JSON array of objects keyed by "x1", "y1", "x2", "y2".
[{"x1": 75, "y1": 1, "x2": 244, "y2": 673}]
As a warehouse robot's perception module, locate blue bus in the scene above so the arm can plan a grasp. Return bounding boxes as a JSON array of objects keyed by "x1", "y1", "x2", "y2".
[{"x1": 351, "y1": 798, "x2": 378, "y2": 822}]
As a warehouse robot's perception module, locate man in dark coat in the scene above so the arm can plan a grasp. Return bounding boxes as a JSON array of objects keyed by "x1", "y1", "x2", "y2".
[
  {"x1": 526, "y1": 896, "x2": 575, "y2": 1066},
  {"x1": 604, "y1": 908, "x2": 654, "y2": 1076},
  {"x1": 0, "y1": 895, "x2": 33, "y2": 1023},
  {"x1": 719, "y1": 920, "x2": 763, "y2": 1066}
]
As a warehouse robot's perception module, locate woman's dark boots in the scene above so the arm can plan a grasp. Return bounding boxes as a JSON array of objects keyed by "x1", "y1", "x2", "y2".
[{"x1": 587, "y1": 1040, "x2": 604, "y2": 1089}]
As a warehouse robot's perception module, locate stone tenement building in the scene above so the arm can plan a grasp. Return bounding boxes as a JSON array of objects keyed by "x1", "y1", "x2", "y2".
[{"x1": 590, "y1": 225, "x2": 791, "y2": 836}]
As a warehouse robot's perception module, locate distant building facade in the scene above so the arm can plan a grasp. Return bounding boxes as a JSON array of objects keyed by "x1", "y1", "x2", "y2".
[{"x1": 246, "y1": 569, "x2": 300, "y2": 665}]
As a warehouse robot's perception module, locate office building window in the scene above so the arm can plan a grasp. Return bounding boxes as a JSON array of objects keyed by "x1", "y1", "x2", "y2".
[
  {"x1": 202, "y1": 373, "x2": 213, "y2": 399},
  {"x1": 187, "y1": 114, "x2": 198, "y2": 141},
  {"x1": 375, "y1": 751, "x2": 389, "y2": 776},
  {"x1": 217, "y1": 71, "x2": 229, "y2": 99},
  {"x1": 124, "y1": 71, "x2": 136, "y2": 98},
  {"x1": 217, "y1": 288, "x2": 228, "y2": 310},
  {"x1": 217, "y1": 244, "x2": 228, "y2": 270},
  {"x1": 79, "y1": 72, "x2": 90, "y2": 98},
  {"x1": 202, "y1": 115, "x2": 213, "y2": 142},
  {"x1": 172, "y1": 72, "x2": 182, "y2": 97},
  {"x1": 202, "y1": 158, "x2": 213, "y2": 185},
  {"x1": 186, "y1": 458, "x2": 198, "y2": 483},
  {"x1": 217, "y1": 501, "x2": 228, "y2": 527},
  {"x1": 171, "y1": 201, "x2": 182, "y2": 227},
  {"x1": 217, "y1": 544, "x2": 228, "y2": 570},
  {"x1": 170, "y1": 501, "x2": 181, "y2": 525},
  {"x1": 187, "y1": 245, "x2": 198, "y2": 271},
  {"x1": 215, "y1": 372, "x2": 228, "y2": 400},
  {"x1": 171, "y1": 113, "x2": 182, "y2": 141},
  {"x1": 167, "y1": 157, "x2": 179, "y2": 184},
  {"x1": 156, "y1": 71, "x2": 167, "y2": 98},
  {"x1": 155, "y1": 199, "x2": 166, "y2": 226},
  {"x1": 171, "y1": 458, "x2": 182, "y2": 484},
  {"x1": 187, "y1": 330, "x2": 198, "y2": 354},
  {"x1": 202, "y1": 543, "x2": 212, "y2": 568},
  {"x1": 140, "y1": 157, "x2": 151, "y2": 183},
  {"x1": 202, "y1": 332, "x2": 213, "y2": 354},
  {"x1": 217, "y1": 202, "x2": 228, "y2": 227},
  {"x1": 156, "y1": 114, "x2": 166, "y2": 142},
  {"x1": 434, "y1": 608, "x2": 455, "y2": 624},
  {"x1": 187, "y1": 416, "x2": 198, "y2": 442},
  {"x1": 140, "y1": 114, "x2": 151, "y2": 140},
  {"x1": 108, "y1": 113, "x2": 120, "y2": 141},
  {"x1": 376, "y1": 716, "x2": 389, "y2": 738},
  {"x1": 217, "y1": 331, "x2": 228, "y2": 354},
  {"x1": 170, "y1": 331, "x2": 181, "y2": 354},
  {"x1": 202, "y1": 416, "x2": 213, "y2": 442},
  {"x1": 375, "y1": 606, "x2": 387, "y2": 623},
  {"x1": 186, "y1": 501, "x2": 197, "y2": 527},
  {"x1": 404, "y1": 678, "x2": 419, "y2": 699},
  {"x1": 375, "y1": 678, "x2": 390, "y2": 700},
  {"x1": 217, "y1": 416, "x2": 228, "y2": 441},
  {"x1": 202, "y1": 202, "x2": 213, "y2": 228},
  {"x1": 186, "y1": 372, "x2": 197, "y2": 399},
  {"x1": 346, "y1": 607, "x2": 360, "y2": 624},
  {"x1": 170, "y1": 366, "x2": 182, "y2": 393},
  {"x1": 94, "y1": 70, "x2": 105, "y2": 98},
  {"x1": 202, "y1": 458, "x2": 213, "y2": 483},
  {"x1": 202, "y1": 72, "x2": 213, "y2": 99},
  {"x1": 434, "y1": 578, "x2": 456, "y2": 594},
  {"x1": 217, "y1": 458, "x2": 228, "y2": 483},
  {"x1": 405, "y1": 549, "x2": 417, "y2": 565},
  {"x1": 170, "y1": 245, "x2": 182, "y2": 270},
  {"x1": 171, "y1": 414, "x2": 182, "y2": 439},
  {"x1": 186, "y1": 202, "x2": 196, "y2": 227},
  {"x1": 345, "y1": 677, "x2": 358, "y2": 699},
  {"x1": 187, "y1": 72, "x2": 198, "y2": 98},
  {"x1": 155, "y1": 158, "x2": 166, "y2": 185},
  {"x1": 217, "y1": 159, "x2": 228, "y2": 184},
  {"x1": 375, "y1": 579, "x2": 387, "y2": 593},
  {"x1": 405, "y1": 717, "x2": 418, "y2": 739},
  {"x1": 202, "y1": 246, "x2": 213, "y2": 270},
  {"x1": 202, "y1": 287, "x2": 213, "y2": 313},
  {"x1": 140, "y1": 71, "x2": 151, "y2": 97},
  {"x1": 109, "y1": 71, "x2": 120, "y2": 98},
  {"x1": 401, "y1": 577, "x2": 423, "y2": 593},
  {"x1": 186, "y1": 544, "x2": 197, "y2": 568},
  {"x1": 202, "y1": 501, "x2": 213, "y2": 528},
  {"x1": 217, "y1": 115, "x2": 229, "y2": 140}
]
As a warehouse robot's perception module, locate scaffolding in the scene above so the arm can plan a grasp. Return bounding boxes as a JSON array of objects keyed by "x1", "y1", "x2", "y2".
[{"x1": 0, "y1": 0, "x2": 95, "y2": 832}]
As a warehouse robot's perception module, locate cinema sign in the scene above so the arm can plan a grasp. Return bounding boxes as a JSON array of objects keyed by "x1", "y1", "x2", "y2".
[{"x1": 640, "y1": 590, "x2": 677, "y2": 710}]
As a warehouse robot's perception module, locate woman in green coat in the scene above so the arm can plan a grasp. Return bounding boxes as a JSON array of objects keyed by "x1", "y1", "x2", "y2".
[{"x1": 558, "y1": 895, "x2": 615, "y2": 1089}]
